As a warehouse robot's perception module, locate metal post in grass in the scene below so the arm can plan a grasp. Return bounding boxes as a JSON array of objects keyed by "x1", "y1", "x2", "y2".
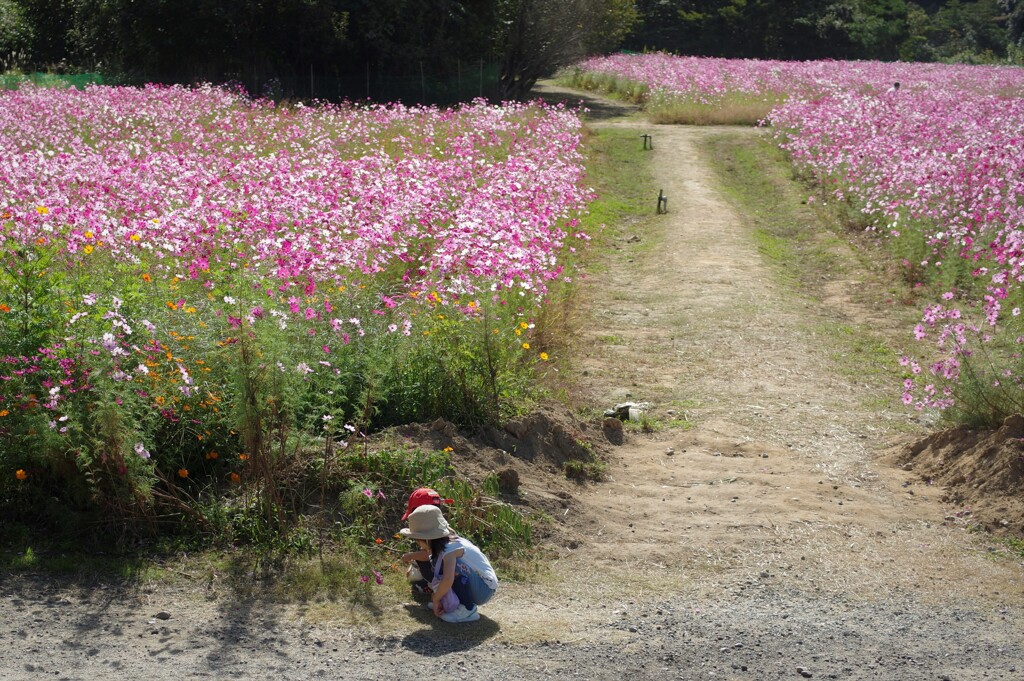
[
  {"x1": 642, "y1": 133, "x2": 653, "y2": 150},
  {"x1": 657, "y1": 189, "x2": 668, "y2": 214}
]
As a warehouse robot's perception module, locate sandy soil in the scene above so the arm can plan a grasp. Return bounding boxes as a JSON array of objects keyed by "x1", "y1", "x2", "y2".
[{"x1": 2, "y1": 84, "x2": 1023, "y2": 681}]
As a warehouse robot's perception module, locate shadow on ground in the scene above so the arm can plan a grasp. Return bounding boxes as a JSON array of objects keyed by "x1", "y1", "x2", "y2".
[
  {"x1": 529, "y1": 81, "x2": 639, "y2": 121},
  {"x1": 399, "y1": 603, "x2": 500, "y2": 656}
]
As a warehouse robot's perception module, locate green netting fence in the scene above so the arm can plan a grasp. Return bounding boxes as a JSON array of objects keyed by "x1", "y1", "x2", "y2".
[
  {"x1": 1, "y1": 72, "x2": 104, "y2": 90},
  {"x1": 1, "y1": 62, "x2": 501, "y2": 105}
]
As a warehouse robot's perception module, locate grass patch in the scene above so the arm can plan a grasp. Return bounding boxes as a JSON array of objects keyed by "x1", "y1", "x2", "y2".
[
  {"x1": 560, "y1": 69, "x2": 649, "y2": 105},
  {"x1": 647, "y1": 91, "x2": 781, "y2": 126},
  {"x1": 820, "y1": 322, "x2": 901, "y2": 379},
  {"x1": 578, "y1": 126, "x2": 657, "y2": 244},
  {"x1": 702, "y1": 133, "x2": 847, "y2": 291},
  {"x1": 703, "y1": 131, "x2": 916, "y2": 396},
  {"x1": 563, "y1": 459, "x2": 607, "y2": 482}
]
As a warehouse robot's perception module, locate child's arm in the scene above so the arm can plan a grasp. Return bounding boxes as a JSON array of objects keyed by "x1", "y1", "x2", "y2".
[
  {"x1": 401, "y1": 549, "x2": 429, "y2": 564},
  {"x1": 431, "y1": 548, "x2": 464, "y2": 616}
]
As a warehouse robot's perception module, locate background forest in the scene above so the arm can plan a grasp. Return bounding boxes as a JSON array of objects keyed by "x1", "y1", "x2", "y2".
[{"x1": 2, "y1": 1, "x2": 1023, "y2": 103}]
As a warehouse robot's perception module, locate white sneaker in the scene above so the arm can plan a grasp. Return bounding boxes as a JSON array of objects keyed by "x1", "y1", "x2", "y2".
[{"x1": 440, "y1": 605, "x2": 480, "y2": 623}]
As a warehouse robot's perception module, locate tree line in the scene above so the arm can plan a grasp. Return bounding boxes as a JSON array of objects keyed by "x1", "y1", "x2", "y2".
[
  {"x1": 0, "y1": 1, "x2": 1021, "y2": 103},
  {"x1": 628, "y1": 1, "x2": 1024, "y2": 64}
]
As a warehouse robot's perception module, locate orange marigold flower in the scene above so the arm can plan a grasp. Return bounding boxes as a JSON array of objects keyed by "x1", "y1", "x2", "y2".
[
  {"x1": 0, "y1": 304, "x2": 10, "y2": 313},
  {"x1": 177, "y1": 468, "x2": 189, "y2": 478},
  {"x1": 15, "y1": 469, "x2": 27, "y2": 480},
  {"x1": 0, "y1": 409, "x2": 9, "y2": 417},
  {"x1": 239, "y1": 453, "x2": 249, "y2": 461},
  {"x1": 375, "y1": 538, "x2": 384, "y2": 544},
  {"x1": 229, "y1": 472, "x2": 241, "y2": 484},
  {"x1": 142, "y1": 273, "x2": 152, "y2": 283}
]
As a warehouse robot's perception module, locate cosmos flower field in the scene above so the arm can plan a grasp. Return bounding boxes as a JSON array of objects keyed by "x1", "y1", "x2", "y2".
[
  {"x1": 575, "y1": 53, "x2": 1024, "y2": 419},
  {"x1": 0, "y1": 84, "x2": 592, "y2": 496}
]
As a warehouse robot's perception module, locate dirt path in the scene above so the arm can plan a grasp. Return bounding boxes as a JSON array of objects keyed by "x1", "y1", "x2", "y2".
[{"x1": 3, "y1": 84, "x2": 1024, "y2": 681}]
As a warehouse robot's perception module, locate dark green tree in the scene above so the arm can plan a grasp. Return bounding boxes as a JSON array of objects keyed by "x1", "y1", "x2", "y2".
[
  {"x1": 496, "y1": 0, "x2": 637, "y2": 100},
  {"x1": 0, "y1": 0, "x2": 34, "y2": 68}
]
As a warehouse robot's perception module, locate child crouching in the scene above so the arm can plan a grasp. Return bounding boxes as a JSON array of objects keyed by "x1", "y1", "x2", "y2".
[{"x1": 400, "y1": 505, "x2": 498, "y2": 623}]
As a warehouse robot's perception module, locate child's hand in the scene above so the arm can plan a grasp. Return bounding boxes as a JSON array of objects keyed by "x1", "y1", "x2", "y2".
[{"x1": 432, "y1": 599, "x2": 444, "y2": 617}]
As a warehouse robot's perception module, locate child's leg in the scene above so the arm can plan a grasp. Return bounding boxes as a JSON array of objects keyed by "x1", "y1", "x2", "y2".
[
  {"x1": 464, "y1": 571, "x2": 495, "y2": 606},
  {"x1": 450, "y1": 576, "x2": 475, "y2": 608}
]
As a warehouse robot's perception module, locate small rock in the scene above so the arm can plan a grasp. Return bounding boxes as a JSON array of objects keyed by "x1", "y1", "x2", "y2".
[
  {"x1": 155, "y1": 612, "x2": 171, "y2": 621},
  {"x1": 797, "y1": 667, "x2": 812, "y2": 678},
  {"x1": 759, "y1": 571, "x2": 770, "y2": 579},
  {"x1": 665, "y1": 447, "x2": 674, "y2": 455}
]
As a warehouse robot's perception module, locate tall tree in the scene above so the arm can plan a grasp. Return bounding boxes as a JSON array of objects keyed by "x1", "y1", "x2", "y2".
[
  {"x1": 1007, "y1": 0, "x2": 1024, "y2": 46},
  {"x1": 496, "y1": 0, "x2": 637, "y2": 100},
  {"x1": 0, "y1": 0, "x2": 33, "y2": 67}
]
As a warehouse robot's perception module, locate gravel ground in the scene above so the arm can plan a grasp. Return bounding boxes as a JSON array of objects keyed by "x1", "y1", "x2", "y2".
[{"x1": 3, "y1": 576, "x2": 1022, "y2": 680}]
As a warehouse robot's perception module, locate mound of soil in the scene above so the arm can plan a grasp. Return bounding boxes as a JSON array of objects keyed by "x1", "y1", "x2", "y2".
[
  {"x1": 393, "y1": 404, "x2": 617, "y2": 545},
  {"x1": 892, "y1": 413, "x2": 1024, "y2": 534}
]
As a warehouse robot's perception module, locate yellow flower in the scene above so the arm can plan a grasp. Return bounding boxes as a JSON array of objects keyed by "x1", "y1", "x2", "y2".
[
  {"x1": 130, "y1": 233, "x2": 142, "y2": 241},
  {"x1": 84, "y1": 230, "x2": 93, "y2": 239},
  {"x1": 36, "y1": 206, "x2": 48, "y2": 215},
  {"x1": 443, "y1": 446, "x2": 454, "y2": 453},
  {"x1": 15, "y1": 469, "x2": 27, "y2": 480},
  {"x1": 515, "y1": 329, "x2": 522, "y2": 336},
  {"x1": 520, "y1": 322, "x2": 529, "y2": 329},
  {"x1": 522, "y1": 342, "x2": 530, "y2": 350},
  {"x1": 540, "y1": 352, "x2": 549, "y2": 361},
  {"x1": 83, "y1": 245, "x2": 94, "y2": 255}
]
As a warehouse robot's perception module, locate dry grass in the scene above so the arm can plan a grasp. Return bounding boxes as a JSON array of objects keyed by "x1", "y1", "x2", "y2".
[{"x1": 647, "y1": 92, "x2": 781, "y2": 126}]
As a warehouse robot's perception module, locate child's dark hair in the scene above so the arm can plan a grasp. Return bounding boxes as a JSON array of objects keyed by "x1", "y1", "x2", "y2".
[{"x1": 428, "y1": 535, "x2": 450, "y2": 559}]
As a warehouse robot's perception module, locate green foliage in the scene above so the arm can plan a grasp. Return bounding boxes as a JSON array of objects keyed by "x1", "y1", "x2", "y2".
[
  {"x1": 624, "y1": 0, "x2": 1015, "y2": 64},
  {"x1": 0, "y1": 0, "x2": 32, "y2": 69},
  {"x1": 563, "y1": 458, "x2": 607, "y2": 481}
]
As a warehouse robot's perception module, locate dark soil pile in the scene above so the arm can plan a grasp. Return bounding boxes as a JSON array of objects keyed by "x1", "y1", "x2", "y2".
[
  {"x1": 393, "y1": 404, "x2": 617, "y2": 545},
  {"x1": 892, "y1": 413, "x2": 1024, "y2": 534}
]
